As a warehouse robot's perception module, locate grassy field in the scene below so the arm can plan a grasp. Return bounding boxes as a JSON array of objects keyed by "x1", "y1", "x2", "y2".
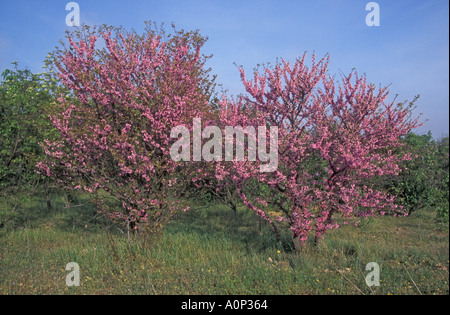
[{"x1": 0, "y1": 193, "x2": 448, "y2": 295}]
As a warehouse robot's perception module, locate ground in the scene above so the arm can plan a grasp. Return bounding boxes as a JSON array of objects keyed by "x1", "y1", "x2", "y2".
[{"x1": 0, "y1": 193, "x2": 448, "y2": 295}]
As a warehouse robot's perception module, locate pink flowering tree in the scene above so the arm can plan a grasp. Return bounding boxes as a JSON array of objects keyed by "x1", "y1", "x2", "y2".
[
  {"x1": 225, "y1": 53, "x2": 421, "y2": 251},
  {"x1": 38, "y1": 23, "x2": 215, "y2": 237},
  {"x1": 190, "y1": 96, "x2": 259, "y2": 213}
]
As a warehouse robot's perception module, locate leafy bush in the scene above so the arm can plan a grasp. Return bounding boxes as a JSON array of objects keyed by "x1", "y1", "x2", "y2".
[{"x1": 0, "y1": 63, "x2": 57, "y2": 191}]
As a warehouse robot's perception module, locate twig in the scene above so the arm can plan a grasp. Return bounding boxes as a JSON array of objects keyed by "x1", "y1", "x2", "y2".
[
  {"x1": 358, "y1": 268, "x2": 375, "y2": 295},
  {"x1": 335, "y1": 269, "x2": 366, "y2": 295},
  {"x1": 11, "y1": 203, "x2": 18, "y2": 214},
  {"x1": 0, "y1": 203, "x2": 19, "y2": 228},
  {"x1": 116, "y1": 226, "x2": 126, "y2": 236},
  {"x1": 190, "y1": 205, "x2": 214, "y2": 211},
  {"x1": 402, "y1": 264, "x2": 423, "y2": 295},
  {"x1": 64, "y1": 203, "x2": 88, "y2": 209}
]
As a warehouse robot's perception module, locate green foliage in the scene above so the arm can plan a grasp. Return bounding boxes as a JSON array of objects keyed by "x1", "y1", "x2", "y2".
[
  {"x1": 383, "y1": 131, "x2": 449, "y2": 221},
  {"x1": 434, "y1": 137, "x2": 449, "y2": 222},
  {"x1": 0, "y1": 63, "x2": 57, "y2": 192},
  {"x1": 396, "y1": 132, "x2": 436, "y2": 213}
]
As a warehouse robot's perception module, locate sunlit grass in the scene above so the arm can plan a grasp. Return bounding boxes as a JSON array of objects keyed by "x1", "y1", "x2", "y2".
[{"x1": 0, "y1": 194, "x2": 448, "y2": 295}]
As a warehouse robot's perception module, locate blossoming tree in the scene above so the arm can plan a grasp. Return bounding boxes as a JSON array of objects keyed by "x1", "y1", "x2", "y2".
[
  {"x1": 226, "y1": 53, "x2": 421, "y2": 250},
  {"x1": 38, "y1": 23, "x2": 215, "y2": 237}
]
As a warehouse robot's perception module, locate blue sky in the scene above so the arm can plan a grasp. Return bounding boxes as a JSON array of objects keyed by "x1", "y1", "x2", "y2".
[{"x1": 0, "y1": 0, "x2": 448, "y2": 137}]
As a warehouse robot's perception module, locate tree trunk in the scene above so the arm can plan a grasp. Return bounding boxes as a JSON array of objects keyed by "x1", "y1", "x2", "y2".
[
  {"x1": 45, "y1": 180, "x2": 52, "y2": 211},
  {"x1": 65, "y1": 192, "x2": 76, "y2": 208},
  {"x1": 226, "y1": 187, "x2": 237, "y2": 213},
  {"x1": 230, "y1": 201, "x2": 237, "y2": 213},
  {"x1": 314, "y1": 235, "x2": 321, "y2": 247},
  {"x1": 46, "y1": 197, "x2": 52, "y2": 211},
  {"x1": 292, "y1": 235, "x2": 303, "y2": 253}
]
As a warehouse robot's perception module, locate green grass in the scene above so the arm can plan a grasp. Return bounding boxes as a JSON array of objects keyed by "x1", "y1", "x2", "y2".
[{"x1": 0, "y1": 193, "x2": 448, "y2": 295}]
